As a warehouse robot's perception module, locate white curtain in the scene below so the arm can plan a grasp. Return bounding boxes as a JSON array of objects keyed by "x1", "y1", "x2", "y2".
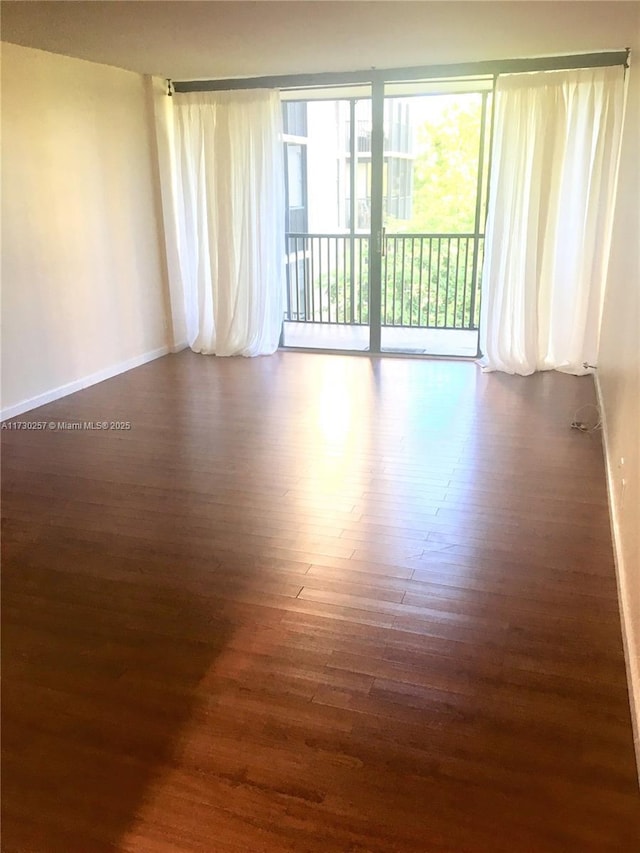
[
  {"x1": 480, "y1": 66, "x2": 626, "y2": 375},
  {"x1": 172, "y1": 89, "x2": 285, "y2": 356}
]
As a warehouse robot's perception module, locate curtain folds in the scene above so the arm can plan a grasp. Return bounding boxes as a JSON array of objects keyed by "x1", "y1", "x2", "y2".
[
  {"x1": 480, "y1": 66, "x2": 626, "y2": 375},
  {"x1": 172, "y1": 89, "x2": 285, "y2": 356}
]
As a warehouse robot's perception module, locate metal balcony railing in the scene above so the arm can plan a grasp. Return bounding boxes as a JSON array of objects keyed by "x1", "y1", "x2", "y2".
[
  {"x1": 285, "y1": 234, "x2": 370, "y2": 325},
  {"x1": 285, "y1": 232, "x2": 483, "y2": 330}
]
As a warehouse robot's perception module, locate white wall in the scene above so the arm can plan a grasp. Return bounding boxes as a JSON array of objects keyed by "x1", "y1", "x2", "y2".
[
  {"x1": 1, "y1": 43, "x2": 171, "y2": 417},
  {"x1": 598, "y1": 64, "x2": 640, "y2": 763}
]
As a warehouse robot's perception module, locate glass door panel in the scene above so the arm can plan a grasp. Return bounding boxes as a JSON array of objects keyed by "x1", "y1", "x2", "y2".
[
  {"x1": 280, "y1": 92, "x2": 372, "y2": 351},
  {"x1": 378, "y1": 87, "x2": 492, "y2": 357}
]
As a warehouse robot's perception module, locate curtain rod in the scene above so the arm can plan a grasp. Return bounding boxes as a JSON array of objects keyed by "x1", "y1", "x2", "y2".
[{"x1": 171, "y1": 50, "x2": 630, "y2": 94}]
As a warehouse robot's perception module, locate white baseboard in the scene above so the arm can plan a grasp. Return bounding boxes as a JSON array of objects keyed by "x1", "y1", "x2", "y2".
[
  {"x1": 595, "y1": 374, "x2": 640, "y2": 780},
  {"x1": 1, "y1": 345, "x2": 172, "y2": 421},
  {"x1": 170, "y1": 341, "x2": 189, "y2": 353}
]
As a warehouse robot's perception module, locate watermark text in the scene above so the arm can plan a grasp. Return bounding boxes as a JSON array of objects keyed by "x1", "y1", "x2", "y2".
[{"x1": 2, "y1": 421, "x2": 132, "y2": 432}]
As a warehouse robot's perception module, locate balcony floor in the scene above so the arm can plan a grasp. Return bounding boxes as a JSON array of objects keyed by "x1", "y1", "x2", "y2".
[{"x1": 282, "y1": 322, "x2": 479, "y2": 357}]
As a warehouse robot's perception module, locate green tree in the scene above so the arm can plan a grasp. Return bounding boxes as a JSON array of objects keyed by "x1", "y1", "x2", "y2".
[
  {"x1": 389, "y1": 95, "x2": 483, "y2": 234},
  {"x1": 380, "y1": 95, "x2": 486, "y2": 328}
]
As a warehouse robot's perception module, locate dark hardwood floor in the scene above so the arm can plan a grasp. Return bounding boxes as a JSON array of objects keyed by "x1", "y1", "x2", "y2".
[{"x1": 2, "y1": 351, "x2": 639, "y2": 852}]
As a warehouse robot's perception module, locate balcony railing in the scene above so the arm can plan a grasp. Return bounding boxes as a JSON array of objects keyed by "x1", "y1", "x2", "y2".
[
  {"x1": 285, "y1": 232, "x2": 483, "y2": 330},
  {"x1": 286, "y1": 234, "x2": 370, "y2": 325}
]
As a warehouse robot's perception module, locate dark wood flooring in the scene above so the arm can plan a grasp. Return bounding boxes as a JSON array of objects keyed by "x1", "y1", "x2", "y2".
[{"x1": 2, "y1": 351, "x2": 639, "y2": 852}]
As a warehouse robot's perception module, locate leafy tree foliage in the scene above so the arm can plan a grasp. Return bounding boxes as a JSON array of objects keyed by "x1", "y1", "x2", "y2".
[{"x1": 388, "y1": 94, "x2": 483, "y2": 234}]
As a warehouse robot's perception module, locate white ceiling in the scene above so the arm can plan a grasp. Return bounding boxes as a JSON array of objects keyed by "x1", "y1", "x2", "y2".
[{"x1": 1, "y1": 1, "x2": 638, "y2": 81}]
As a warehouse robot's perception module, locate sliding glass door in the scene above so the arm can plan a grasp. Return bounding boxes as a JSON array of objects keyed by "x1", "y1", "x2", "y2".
[
  {"x1": 371, "y1": 80, "x2": 493, "y2": 357},
  {"x1": 280, "y1": 78, "x2": 493, "y2": 356},
  {"x1": 280, "y1": 90, "x2": 373, "y2": 351}
]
